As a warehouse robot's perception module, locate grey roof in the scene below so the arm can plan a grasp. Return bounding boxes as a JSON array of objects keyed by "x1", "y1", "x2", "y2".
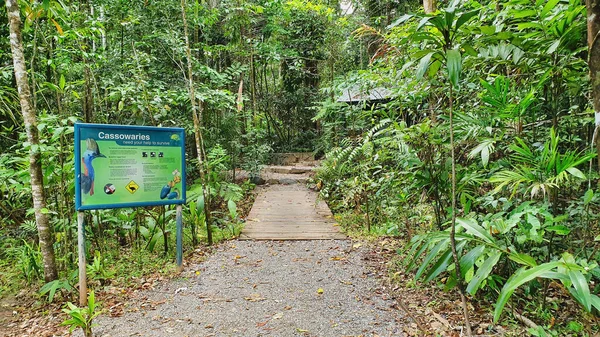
[{"x1": 337, "y1": 87, "x2": 393, "y2": 103}]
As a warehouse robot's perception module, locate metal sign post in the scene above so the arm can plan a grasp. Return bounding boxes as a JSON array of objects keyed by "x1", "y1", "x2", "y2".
[
  {"x1": 176, "y1": 204, "x2": 183, "y2": 272},
  {"x1": 75, "y1": 123, "x2": 186, "y2": 305},
  {"x1": 77, "y1": 211, "x2": 87, "y2": 306}
]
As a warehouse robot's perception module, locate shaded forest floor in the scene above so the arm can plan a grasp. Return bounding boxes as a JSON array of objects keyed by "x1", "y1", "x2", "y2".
[
  {"x1": 0, "y1": 165, "x2": 533, "y2": 337},
  {"x1": 1, "y1": 237, "x2": 527, "y2": 337}
]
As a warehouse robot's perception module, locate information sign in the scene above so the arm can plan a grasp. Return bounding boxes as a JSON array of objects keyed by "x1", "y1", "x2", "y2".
[{"x1": 75, "y1": 123, "x2": 186, "y2": 210}]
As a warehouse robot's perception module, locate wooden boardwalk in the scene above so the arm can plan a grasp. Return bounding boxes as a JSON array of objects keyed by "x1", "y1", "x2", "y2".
[{"x1": 239, "y1": 184, "x2": 347, "y2": 240}]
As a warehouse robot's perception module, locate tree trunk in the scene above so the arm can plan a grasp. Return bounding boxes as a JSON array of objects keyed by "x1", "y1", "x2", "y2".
[
  {"x1": 181, "y1": 0, "x2": 213, "y2": 245},
  {"x1": 448, "y1": 85, "x2": 472, "y2": 337},
  {"x1": 424, "y1": 0, "x2": 436, "y2": 14},
  {"x1": 6, "y1": 0, "x2": 58, "y2": 282},
  {"x1": 84, "y1": 65, "x2": 94, "y2": 123},
  {"x1": 586, "y1": 0, "x2": 600, "y2": 171}
]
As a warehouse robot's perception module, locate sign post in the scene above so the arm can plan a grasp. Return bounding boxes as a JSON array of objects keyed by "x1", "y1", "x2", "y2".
[
  {"x1": 77, "y1": 211, "x2": 87, "y2": 306},
  {"x1": 75, "y1": 123, "x2": 186, "y2": 305}
]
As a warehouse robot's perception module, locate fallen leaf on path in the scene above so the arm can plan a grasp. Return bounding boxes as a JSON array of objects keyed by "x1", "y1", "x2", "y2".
[
  {"x1": 245, "y1": 294, "x2": 266, "y2": 302},
  {"x1": 272, "y1": 312, "x2": 283, "y2": 320},
  {"x1": 353, "y1": 243, "x2": 362, "y2": 249},
  {"x1": 339, "y1": 279, "x2": 353, "y2": 285},
  {"x1": 284, "y1": 305, "x2": 292, "y2": 310},
  {"x1": 296, "y1": 328, "x2": 309, "y2": 332},
  {"x1": 317, "y1": 288, "x2": 324, "y2": 295},
  {"x1": 330, "y1": 256, "x2": 345, "y2": 261}
]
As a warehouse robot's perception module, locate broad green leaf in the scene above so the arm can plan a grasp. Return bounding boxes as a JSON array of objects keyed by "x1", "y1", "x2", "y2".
[
  {"x1": 88, "y1": 291, "x2": 96, "y2": 312},
  {"x1": 416, "y1": 52, "x2": 435, "y2": 80},
  {"x1": 417, "y1": 16, "x2": 432, "y2": 30},
  {"x1": 462, "y1": 44, "x2": 477, "y2": 56},
  {"x1": 428, "y1": 59, "x2": 442, "y2": 78},
  {"x1": 387, "y1": 14, "x2": 413, "y2": 29},
  {"x1": 139, "y1": 226, "x2": 149, "y2": 239},
  {"x1": 456, "y1": 218, "x2": 493, "y2": 243},
  {"x1": 425, "y1": 241, "x2": 466, "y2": 282},
  {"x1": 481, "y1": 145, "x2": 490, "y2": 168},
  {"x1": 59, "y1": 74, "x2": 66, "y2": 90},
  {"x1": 196, "y1": 194, "x2": 205, "y2": 213},
  {"x1": 415, "y1": 239, "x2": 448, "y2": 279},
  {"x1": 444, "y1": 7, "x2": 456, "y2": 30},
  {"x1": 541, "y1": 0, "x2": 560, "y2": 17},
  {"x1": 517, "y1": 22, "x2": 542, "y2": 31},
  {"x1": 480, "y1": 25, "x2": 495, "y2": 35},
  {"x1": 148, "y1": 232, "x2": 163, "y2": 252},
  {"x1": 568, "y1": 270, "x2": 591, "y2": 312},
  {"x1": 406, "y1": 239, "x2": 430, "y2": 271},
  {"x1": 545, "y1": 225, "x2": 570, "y2": 235},
  {"x1": 466, "y1": 253, "x2": 501, "y2": 295},
  {"x1": 526, "y1": 213, "x2": 540, "y2": 229},
  {"x1": 227, "y1": 199, "x2": 237, "y2": 218},
  {"x1": 446, "y1": 48, "x2": 461, "y2": 89},
  {"x1": 546, "y1": 40, "x2": 560, "y2": 54},
  {"x1": 460, "y1": 245, "x2": 486, "y2": 278},
  {"x1": 513, "y1": 10, "x2": 537, "y2": 19},
  {"x1": 424, "y1": 248, "x2": 452, "y2": 282},
  {"x1": 508, "y1": 252, "x2": 537, "y2": 267},
  {"x1": 584, "y1": 189, "x2": 594, "y2": 205},
  {"x1": 494, "y1": 262, "x2": 561, "y2": 323},
  {"x1": 538, "y1": 271, "x2": 570, "y2": 282},
  {"x1": 591, "y1": 294, "x2": 600, "y2": 311},
  {"x1": 455, "y1": 9, "x2": 479, "y2": 31},
  {"x1": 566, "y1": 167, "x2": 585, "y2": 179}
]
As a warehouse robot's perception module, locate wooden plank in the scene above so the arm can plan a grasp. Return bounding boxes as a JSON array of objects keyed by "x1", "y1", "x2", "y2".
[
  {"x1": 239, "y1": 234, "x2": 346, "y2": 241},
  {"x1": 241, "y1": 184, "x2": 346, "y2": 241}
]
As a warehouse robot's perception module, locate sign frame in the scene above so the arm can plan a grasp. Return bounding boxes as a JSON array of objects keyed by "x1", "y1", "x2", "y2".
[{"x1": 75, "y1": 123, "x2": 186, "y2": 211}]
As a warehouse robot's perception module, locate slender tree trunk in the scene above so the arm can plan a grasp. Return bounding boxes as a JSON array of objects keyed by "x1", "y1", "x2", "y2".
[
  {"x1": 182, "y1": 0, "x2": 212, "y2": 245},
  {"x1": 6, "y1": 0, "x2": 58, "y2": 282},
  {"x1": 424, "y1": 0, "x2": 436, "y2": 14},
  {"x1": 448, "y1": 86, "x2": 472, "y2": 336},
  {"x1": 84, "y1": 65, "x2": 94, "y2": 122},
  {"x1": 586, "y1": 0, "x2": 600, "y2": 171},
  {"x1": 250, "y1": 51, "x2": 257, "y2": 125}
]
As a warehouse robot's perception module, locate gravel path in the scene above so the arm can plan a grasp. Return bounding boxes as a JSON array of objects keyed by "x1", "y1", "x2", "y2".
[{"x1": 87, "y1": 240, "x2": 403, "y2": 337}]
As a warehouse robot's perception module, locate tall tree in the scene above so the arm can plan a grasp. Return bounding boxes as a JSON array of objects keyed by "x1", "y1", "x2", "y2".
[
  {"x1": 5, "y1": 0, "x2": 58, "y2": 281},
  {"x1": 181, "y1": 0, "x2": 213, "y2": 245},
  {"x1": 424, "y1": 0, "x2": 436, "y2": 13},
  {"x1": 587, "y1": 0, "x2": 600, "y2": 170}
]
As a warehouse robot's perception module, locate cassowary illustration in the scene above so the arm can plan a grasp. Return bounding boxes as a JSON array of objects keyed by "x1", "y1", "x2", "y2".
[{"x1": 81, "y1": 138, "x2": 105, "y2": 196}]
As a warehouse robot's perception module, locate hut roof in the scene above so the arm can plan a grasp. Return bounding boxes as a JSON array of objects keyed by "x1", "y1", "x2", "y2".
[{"x1": 337, "y1": 87, "x2": 393, "y2": 104}]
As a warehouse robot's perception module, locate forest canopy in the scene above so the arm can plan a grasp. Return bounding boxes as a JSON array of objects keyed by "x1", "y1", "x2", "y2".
[{"x1": 1, "y1": 0, "x2": 600, "y2": 335}]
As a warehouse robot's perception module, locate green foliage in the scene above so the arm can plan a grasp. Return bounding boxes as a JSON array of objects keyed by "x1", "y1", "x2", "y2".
[
  {"x1": 61, "y1": 291, "x2": 101, "y2": 337},
  {"x1": 317, "y1": 0, "x2": 599, "y2": 331},
  {"x1": 491, "y1": 128, "x2": 595, "y2": 200},
  {"x1": 87, "y1": 251, "x2": 115, "y2": 286},
  {"x1": 6, "y1": 239, "x2": 43, "y2": 284},
  {"x1": 40, "y1": 279, "x2": 74, "y2": 303}
]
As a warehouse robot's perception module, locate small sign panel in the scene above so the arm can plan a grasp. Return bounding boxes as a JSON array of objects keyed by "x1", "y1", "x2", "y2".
[{"x1": 75, "y1": 123, "x2": 186, "y2": 210}]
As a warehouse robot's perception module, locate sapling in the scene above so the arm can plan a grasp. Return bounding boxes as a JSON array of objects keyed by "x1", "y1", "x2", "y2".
[{"x1": 61, "y1": 291, "x2": 101, "y2": 337}]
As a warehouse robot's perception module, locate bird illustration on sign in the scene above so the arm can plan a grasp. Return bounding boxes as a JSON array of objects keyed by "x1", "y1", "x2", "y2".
[
  {"x1": 81, "y1": 138, "x2": 106, "y2": 196},
  {"x1": 160, "y1": 169, "x2": 181, "y2": 200}
]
